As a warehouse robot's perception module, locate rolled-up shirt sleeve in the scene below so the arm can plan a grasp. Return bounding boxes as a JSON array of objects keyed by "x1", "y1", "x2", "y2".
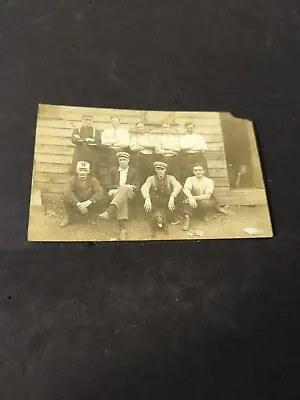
[{"x1": 141, "y1": 177, "x2": 153, "y2": 198}]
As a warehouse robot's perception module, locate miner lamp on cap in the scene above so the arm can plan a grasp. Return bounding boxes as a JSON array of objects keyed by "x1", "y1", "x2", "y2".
[
  {"x1": 154, "y1": 161, "x2": 167, "y2": 170},
  {"x1": 116, "y1": 151, "x2": 130, "y2": 159},
  {"x1": 76, "y1": 161, "x2": 91, "y2": 170}
]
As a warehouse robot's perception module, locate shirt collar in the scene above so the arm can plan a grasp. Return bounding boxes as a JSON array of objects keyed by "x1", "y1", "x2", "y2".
[{"x1": 118, "y1": 167, "x2": 129, "y2": 172}]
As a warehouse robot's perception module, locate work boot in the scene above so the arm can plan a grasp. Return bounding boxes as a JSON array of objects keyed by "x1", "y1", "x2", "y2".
[
  {"x1": 98, "y1": 211, "x2": 110, "y2": 221},
  {"x1": 119, "y1": 228, "x2": 127, "y2": 241},
  {"x1": 60, "y1": 218, "x2": 71, "y2": 227},
  {"x1": 182, "y1": 215, "x2": 190, "y2": 231}
]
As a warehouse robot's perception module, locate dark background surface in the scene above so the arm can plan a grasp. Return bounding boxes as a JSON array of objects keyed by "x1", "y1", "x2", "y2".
[{"x1": 1, "y1": 0, "x2": 300, "y2": 399}]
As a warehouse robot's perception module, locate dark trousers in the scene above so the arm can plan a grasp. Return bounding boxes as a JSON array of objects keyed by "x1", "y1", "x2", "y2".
[
  {"x1": 182, "y1": 196, "x2": 220, "y2": 218},
  {"x1": 63, "y1": 198, "x2": 107, "y2": 222},
  {"x1": 180, "y1": 151, "x2": 209, "y2": 182},
  {"x1": 138, "y1": 153, "x2": 155, "y2": 185},
  {"x1": 162, "y1": 155, "x2": 181, "y2": 181},
  {"x1": 150, "y1": 194, "x2": 179, "y2": 221},
  {"x1": 72, "y1": 145, "x2": 101, "y2": 180}
]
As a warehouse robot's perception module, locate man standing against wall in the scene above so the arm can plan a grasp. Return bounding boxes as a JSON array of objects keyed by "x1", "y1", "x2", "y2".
[
  {"x1": 179, "y1": 122, "x2": 209, "y2": 181},
  {"x1": 130, "y1": 122, "x2": 159, "y2": 185},
  {"x1": 71, "y1": 115, "x2": 102, "y2": 181},
  {"x1": 101, "y1": 116, "x2": 130, "y2": 167},
  {"x1": 155, "y1": 123, "x2": 181, "y2": 181},
  {"x1": 98, "y1": 152, "x2": 139, "y2": 240}
]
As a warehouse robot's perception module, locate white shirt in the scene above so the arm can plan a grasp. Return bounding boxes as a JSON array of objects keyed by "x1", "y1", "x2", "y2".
[
  {"x1": 130, "y1": 133, "x2": 158, "y2": 154},
  {"x1": 158, "y1": 134, "x2": 181, "y2": 156},
  {"x1": 118, "y1": 167, "x2": 129, "y2": 186},
  {"x1": 184, "y1": 176, "x2": 214, "y2": 196},
  {"x1": 101, "y1": 127, "x2": 130, "y2": 148},
  {"x1": 179, "y1": 133, "x2": 207, "y2": 152}
]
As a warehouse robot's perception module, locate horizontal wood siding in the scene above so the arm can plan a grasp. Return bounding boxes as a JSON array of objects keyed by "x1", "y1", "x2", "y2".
[{"x1": 32, "y1": 105, "x2": 232, "y2": 201}]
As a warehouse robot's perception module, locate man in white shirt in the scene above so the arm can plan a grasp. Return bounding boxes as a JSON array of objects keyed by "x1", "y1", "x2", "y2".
[
  {"x1": 130, "y1": 122, "x2": 159, "y2": 184},
  {"x1": 179, "y1": 121, "x2": 209, "y2": 181},
  {"x1": 98, "y1": 152, "x2": 139, "y2": 240},
  {"x1": 155, "y1": 123, "x2": 181, "y2": 181},
  {"x1": 182, "y1": 164, "x2": 226, "y2": 231},
  {"x1": 101, "y1": 116, "x2": 130, "y2": 167}
]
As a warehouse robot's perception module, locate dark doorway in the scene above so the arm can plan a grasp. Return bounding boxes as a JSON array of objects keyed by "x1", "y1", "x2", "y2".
[{"x1": 220, "y1": 113, "x2": 264, "y2": 189}]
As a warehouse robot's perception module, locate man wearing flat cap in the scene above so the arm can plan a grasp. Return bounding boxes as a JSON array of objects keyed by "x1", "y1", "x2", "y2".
[
  {"x1": 71, "y1": 115, "x2": 103, "y2": 181},
  {"x1": 60, "y1": 161, "x2": 105, "y2": 227},
  {"x1": 98, "y1": 152, "x2": 139, "y2": 240},
  {"x1": 141, "y1": 161, "x2": 182, "y2": 216}
]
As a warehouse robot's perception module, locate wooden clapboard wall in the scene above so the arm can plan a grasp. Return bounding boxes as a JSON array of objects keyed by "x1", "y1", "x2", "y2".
[{"x1": 32, "y1": 104, "x2": 230, "y2": 202}]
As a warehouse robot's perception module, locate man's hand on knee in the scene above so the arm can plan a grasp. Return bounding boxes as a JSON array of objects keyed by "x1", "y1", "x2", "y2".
[
  {"x1": 144, "y1": 197, "x2": 152, "y2": 212},
  {"x1": 108, "y1": 189, "x2": 118, "y2": 197},
  {"x1": 188, "y1": 197, "x2": 197, "y2": 208}
]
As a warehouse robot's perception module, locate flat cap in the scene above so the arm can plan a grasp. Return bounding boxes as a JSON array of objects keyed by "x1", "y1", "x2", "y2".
[
  {"x1": 154, "y1": 161, "x2": 167, "y2": 169},
  {"x1": 116, "y1": 151, "x2": 130, "y2": 159}
]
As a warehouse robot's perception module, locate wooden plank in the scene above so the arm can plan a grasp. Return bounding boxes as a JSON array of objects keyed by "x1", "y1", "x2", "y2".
[
  {"x1": 215, "y1": 189, "x2": 268, "y2": 205},
  {"x1": 212, "y1": 178, "x2": 230, "y2": 187},
  {"x1": 35, "y1": 144, "x2": 74, "y2": 155},
  {"x1": 33, "y1": 172, "x2": 71, "y2": 183},
  {"x1": 207, "y1": 160, "x2": 227, "y2": 168},
  {"x1": 34, "y1": 162, "x2": 71, "y2": 174},
  {"x1": 40, "y1": 192, "x2": 62, "y2": 202},
  {"x1": 170, "y1": 126, "x2": 222, "y2": 134},
  {"x1": 206, "y1": 150, "x2": 226, "y2": 160},
  {"x1": 37, "y1": 120, "x2": 76, "y2": 130},
  {"x1": 36, "y1": 182, "x2": 65, "y2": 193},
  {"x1": 175, "y1": 112, "x2": 220, "y2": 119},
  {"x1": 35, "y1": 154, "x2": 72, "y2": 164},
  {"x1": 39, "y1": 104, "x2": 143, "y2": 118},
  {"x1": 202, "y1": 134, "x2": 223, "y2": 143},
  {"x1": 209, "y1": 168, "x2": 229, "y2": 178},
  {"x1": 174, "y1": 118, "x2": 221, "y2": 127},
  {"x1": 54, "y1": 114, "x2": 142, "y2": 125},
  {"x1": 37, "y1": 118, "x2": 141, "y2": 129},
  {"x1": 37, "y1": 117, "x2": 222, "y2": 130},
  {"x1": 35, "y1": 135, "x2": 75, "y2": 146},
  {"x1": 206, "y1": 142, "x2": 224, "y2": 151}
]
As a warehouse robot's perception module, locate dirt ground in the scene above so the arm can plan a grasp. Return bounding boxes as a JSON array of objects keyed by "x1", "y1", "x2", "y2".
[{"x1": 28, "y1": 201, "x2": 273, "y2": 242}]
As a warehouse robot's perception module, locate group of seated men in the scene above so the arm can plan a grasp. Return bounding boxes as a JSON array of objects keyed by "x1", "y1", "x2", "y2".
[{"x1": 61, "y1": 151, "x2": 226, "y2": 240}]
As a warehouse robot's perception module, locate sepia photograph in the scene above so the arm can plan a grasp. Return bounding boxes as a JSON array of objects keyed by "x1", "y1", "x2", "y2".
[{"x1": 28, "y1": 104, "x2": 273, "y2": 241}]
